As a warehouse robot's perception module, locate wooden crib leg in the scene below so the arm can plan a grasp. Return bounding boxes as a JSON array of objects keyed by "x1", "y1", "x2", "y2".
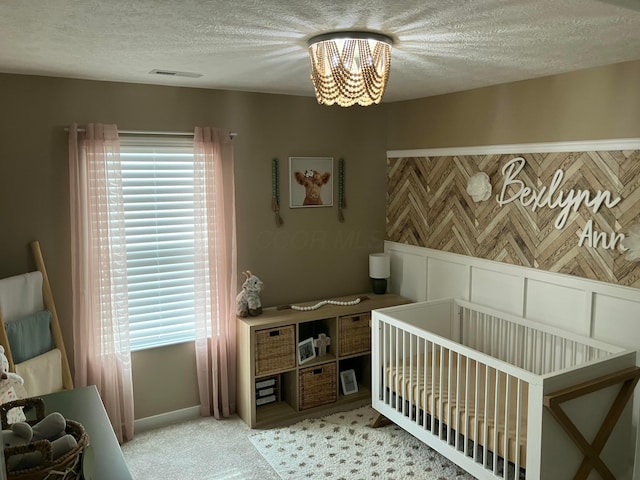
[
  {"x1": 370, "y1": 412, "x2": 392, "y2": 428},
  {"x1": 543, "y1": 366, "x2": 640, "y2": 480}
]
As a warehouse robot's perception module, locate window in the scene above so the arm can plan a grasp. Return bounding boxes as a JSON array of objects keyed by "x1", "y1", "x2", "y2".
[{"x1": 120, "y1": 137, "x2": 198, "y2": 350}]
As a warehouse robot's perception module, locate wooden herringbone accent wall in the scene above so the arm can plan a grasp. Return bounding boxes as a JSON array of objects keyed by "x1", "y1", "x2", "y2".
[{"x1": 387, "y1": 150, "x2": 640, "y2": 288}]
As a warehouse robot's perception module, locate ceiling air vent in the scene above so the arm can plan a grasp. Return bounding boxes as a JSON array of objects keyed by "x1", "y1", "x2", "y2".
[{"x1": 149, "y1": 69, "x2": 202, "y2": 78}]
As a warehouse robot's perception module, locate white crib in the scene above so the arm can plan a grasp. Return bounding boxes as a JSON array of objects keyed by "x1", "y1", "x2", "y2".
[{"x1": 371, "y1": 298, "x2": 640, "y2": 480}]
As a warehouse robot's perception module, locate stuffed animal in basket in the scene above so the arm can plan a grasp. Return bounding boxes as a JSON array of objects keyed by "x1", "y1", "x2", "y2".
[
  {"x1": 0, "y1": 346, "x2": 24, "y2": 384},
  {"x1": 236, "y1": 270, "x2": 263, "y2": 317},
  {"x1": 3, "y1": 411, "x2": 77, "y2": 472}
]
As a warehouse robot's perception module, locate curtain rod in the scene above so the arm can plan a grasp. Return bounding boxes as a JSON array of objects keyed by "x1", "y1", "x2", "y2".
[{"x1": 65, "y1": 127, "x2": 237, "y2": 138}]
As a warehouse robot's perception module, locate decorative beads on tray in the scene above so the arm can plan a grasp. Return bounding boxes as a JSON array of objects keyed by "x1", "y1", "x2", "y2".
[{"x1": 289, "y1": 296, "x2": 366, "y2": 311}]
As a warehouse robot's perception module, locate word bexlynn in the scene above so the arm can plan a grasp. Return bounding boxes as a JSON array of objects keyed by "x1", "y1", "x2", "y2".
[{"x1": 497, "y1": 157, "x2": 621, "y2": 229}]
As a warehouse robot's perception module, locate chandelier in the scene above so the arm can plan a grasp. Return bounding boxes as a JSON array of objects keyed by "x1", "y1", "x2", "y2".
[{"x1": 308, "y1": 31, "x2": 393, "y2": 107}]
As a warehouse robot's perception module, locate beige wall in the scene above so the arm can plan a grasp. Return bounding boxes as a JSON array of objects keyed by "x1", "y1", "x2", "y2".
[
  {"x1": 0, "y1": 74, "x2": 387, "y2": 419},
  {"x1": 1, "y1": 59, "x2": 639, "y2": 421},
  {"x1": 387, "y1": 60, "x2": 640, "y2": 149}
]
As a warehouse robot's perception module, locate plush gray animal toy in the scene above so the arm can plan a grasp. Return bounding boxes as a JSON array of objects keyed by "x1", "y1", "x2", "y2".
[{"x1": 236, "y1": 270, "x2": 263, "y2": 317}]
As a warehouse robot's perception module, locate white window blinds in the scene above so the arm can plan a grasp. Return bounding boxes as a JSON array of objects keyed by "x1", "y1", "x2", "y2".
[{"x1": 120, "y1": 137, "x2": 197, "y2": 351}]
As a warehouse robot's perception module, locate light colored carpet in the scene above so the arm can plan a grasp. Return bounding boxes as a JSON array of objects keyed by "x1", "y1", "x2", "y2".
[
  {"x1": 122, "y1": 414, "x2": 280, "y2": 480},
  {"x1": 248, "y1": 405, "x2": 475, "y2": 480}
]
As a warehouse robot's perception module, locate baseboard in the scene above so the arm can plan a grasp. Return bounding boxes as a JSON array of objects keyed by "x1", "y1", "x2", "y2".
[{"x1": 134, "y1": 405, "x2": 201, "y2": 434}]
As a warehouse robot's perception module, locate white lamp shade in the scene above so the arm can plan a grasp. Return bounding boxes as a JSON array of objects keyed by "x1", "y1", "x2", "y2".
[{"x1": 369, "y1": 253, "x2": 390, "y2": 279}]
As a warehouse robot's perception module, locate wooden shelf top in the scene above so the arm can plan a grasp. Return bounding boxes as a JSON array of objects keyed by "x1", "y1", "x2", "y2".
[{"x1": 238, "y1": 292, "x2": 410, "y2": 329}]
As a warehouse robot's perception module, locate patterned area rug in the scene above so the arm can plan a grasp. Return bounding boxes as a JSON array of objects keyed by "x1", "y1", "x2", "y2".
[{"x1": 248, "y1": 405, "x2": 475, "y2": 480}]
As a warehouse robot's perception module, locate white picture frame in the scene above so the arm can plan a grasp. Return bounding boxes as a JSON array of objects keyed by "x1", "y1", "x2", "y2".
[
  {"x1": 289, "y1": 156, "x2": 333, "y2": 208},
  {"x1": 298, "y1": 337, "x2": 316, "y2": 365},
  {"x1": 340, "y1": 369, "x2": 358, "y2": 395}
]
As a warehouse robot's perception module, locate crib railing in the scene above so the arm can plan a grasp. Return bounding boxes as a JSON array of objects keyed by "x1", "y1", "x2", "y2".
[
  {"x1": 372, "y1": 299, "x2": 637, "y2": 480},
  {"x1": 376, "y1": 315, "x2": 535, "y2": 479},
  {"x1": 456, "y1": 300, "x2": 620, "y2": 376}
]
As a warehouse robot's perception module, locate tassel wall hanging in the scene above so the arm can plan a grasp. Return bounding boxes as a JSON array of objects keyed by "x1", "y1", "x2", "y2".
[
  {"x1": 338, "y1": 158, "x2": 346, "y2": 222},
  {"x1": 272, "y1": 158, "x2": 284, "y2": 227}
]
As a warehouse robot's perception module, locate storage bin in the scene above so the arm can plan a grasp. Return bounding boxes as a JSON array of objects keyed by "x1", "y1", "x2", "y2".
[
  {"x1": 255, "y1": 325, "x2": 295, "y2": 376},
  {"x1": 338, "y1": 313, "x2": 371, "y2": 356},
  {"x1": 299, "y1": 362, "x2": 336, "y2": 410},
  {"x1": 255, "y1": 375, "x2": 279, "y2": 406}
]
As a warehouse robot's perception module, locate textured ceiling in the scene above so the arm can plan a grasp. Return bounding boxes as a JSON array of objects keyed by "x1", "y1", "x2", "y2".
[{"x1": 1, "y1": 0, "x2": 640, "y2": 102}]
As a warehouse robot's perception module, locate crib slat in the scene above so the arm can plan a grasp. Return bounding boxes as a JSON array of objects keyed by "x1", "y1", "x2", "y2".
[
  {"x1": 382, "y1": 321, "x2": 387, "y2": 404},
  {"x1": 388, "y1": 324, "x2": 392, "y2": 407},
  {"x1": 481, "y1": 311, "x2": 486, "y2": 353},
  {"x1": 422, "y1": 339, "x2": 428, "y2": 430},
  {"x1": 402, "y1": 330, "x2": 407, "y2": 416},
  {"x1": 543, "y1": 330, "x2": 547, "y2": 374},
  {"x1": 431, "y1": 342, "x2": 437, "y2": 435},
  {"x1": 438, "y1": 346, "x2": 444, "y2": 438},
  {"x1": 515, "y1": 378, "x2": 522, "y2": 480},
  {"x1": 503, "y1": 374, "x2": 511, "y2": 479},
  {"x1": 394, "y1": 325, "x2": 400, "y2": 413},
  {"x1": 493, "y1": 368, "x2": 500, "y2": 475},
  {"x1": 475, "y1": 310, "x2": 481, "y2": 351},
  {"x1": 447, "y1": 349, "x2": 452, "y2": 445},
  {"x1": 518, "y1": 324, "x2": 525, "y2": 370},
  {"x1": 399, "y1": 329, "x2": 404, "y2": 415},
  {"x1": 500, "y1": 316, "x2": 506, "y2": 361},
  {"x1": 474, "y1": 359, "x2": 480, "y2": 463},
  {"x1": 507, "y1": 320, "x2": 512, "y2": 365},
  {"x1": 388, "y1": 322, "x2": 393, "y2": 405},
  {"x1": 386, "y1": 323, "x2": 390, "y2": 405},
  {"x1": 464, "y1": 355, "x2": 470, "y2": 457},
  {"x1": 455, "y1": 352, "x2": 461, "y2": 450},
  {"x1": 409, "y1": 332, "x2": 415, "y2": 423},
  {"x1": 523, "y1": 324, "x2": 529, "y2": 370},
  {"x1": 483, "y1": 363, "x2": 490, "y2": 469},
  {"x1": 415, "y1": 335, "x2": 420, "y2": 418},
  {"x1": 533, "y1": 331, "x2": 540, "y2": 375}
]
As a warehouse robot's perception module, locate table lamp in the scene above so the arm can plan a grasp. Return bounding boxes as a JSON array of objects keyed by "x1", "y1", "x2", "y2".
[{"x1": 369, "y1": 253, "x2": 390, "y2": 294}]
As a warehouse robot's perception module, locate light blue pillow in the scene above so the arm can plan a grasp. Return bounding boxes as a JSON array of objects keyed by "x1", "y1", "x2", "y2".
[{"x1": 5, "y1": 310, "x2": 53, "y2": 364}]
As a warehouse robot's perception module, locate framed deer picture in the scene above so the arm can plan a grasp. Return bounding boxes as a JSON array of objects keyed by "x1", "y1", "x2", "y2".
[{"x1": 289, "y1": 157, "x2": 333, "y2": 208}]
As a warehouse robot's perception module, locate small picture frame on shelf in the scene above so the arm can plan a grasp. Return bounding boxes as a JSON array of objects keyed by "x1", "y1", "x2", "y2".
[
  {"x1": 340, "y1": 369, "x2": 358, "y2": 395},
  {"x1": 298, "y1": 337, "x2": 316, "y2": 365}
]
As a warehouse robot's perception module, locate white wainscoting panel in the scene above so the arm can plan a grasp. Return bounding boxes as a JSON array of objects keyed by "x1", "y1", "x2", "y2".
[
  {"x1": 525, "y1": 279, "x2": 589, "y2": 335},
  {"x1": 593, "y1": 293, "x2": 640, "y2": 350},
  {"x1": 426, "y1": 258, "x2": 469, "y2": 302},
  {"x1": 385, "y1": 241, "x2": 640, "y2": 341},
  {"x1": 388, "y1": 250, "x2": 427, "y2": 301},
  {"x1": 470, "y1": 267, "x2": 524, "y2": 315}
]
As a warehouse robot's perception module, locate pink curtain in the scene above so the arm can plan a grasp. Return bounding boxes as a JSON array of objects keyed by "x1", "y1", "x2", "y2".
[
  {"x1": 193, "y1": 127, "x2": 238, "y2": 418},
  {"x1": 68, "y1": 123, "x2": 134, "y2": 443}
]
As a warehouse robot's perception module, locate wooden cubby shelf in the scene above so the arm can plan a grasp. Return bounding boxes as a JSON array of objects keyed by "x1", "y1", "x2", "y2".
[{"x1": 236, "y1": 292, "x2": 410, "y2": 428}]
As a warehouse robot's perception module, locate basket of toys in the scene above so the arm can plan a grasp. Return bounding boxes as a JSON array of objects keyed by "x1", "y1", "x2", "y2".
[{"x1": 1, "y1": 397, "x2": 89, "y2": 480}]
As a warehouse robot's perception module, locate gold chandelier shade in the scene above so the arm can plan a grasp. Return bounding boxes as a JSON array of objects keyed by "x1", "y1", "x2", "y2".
[{"x1": 308, "y1": 32, "x2": 393, "y2": 107}]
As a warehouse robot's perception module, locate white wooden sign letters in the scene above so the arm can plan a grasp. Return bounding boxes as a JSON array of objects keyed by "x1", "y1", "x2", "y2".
[{"x1": 497, "y1": 157, "x2": 626, "y2": 251}]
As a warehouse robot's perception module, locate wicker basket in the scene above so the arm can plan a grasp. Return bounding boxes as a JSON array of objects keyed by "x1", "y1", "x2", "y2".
[
  {"x1": 299, "y1": 362, "x2": 337, "y2": 410},
  {"x1": 338, "y1": 313, "x2": 371, "y2": 356},
  {"x1": 255, "y1": 325, "x2": 296, "y2": 376},
  {"x1": 1, "y1": 397, "x2": 89, "y2": 480}
]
